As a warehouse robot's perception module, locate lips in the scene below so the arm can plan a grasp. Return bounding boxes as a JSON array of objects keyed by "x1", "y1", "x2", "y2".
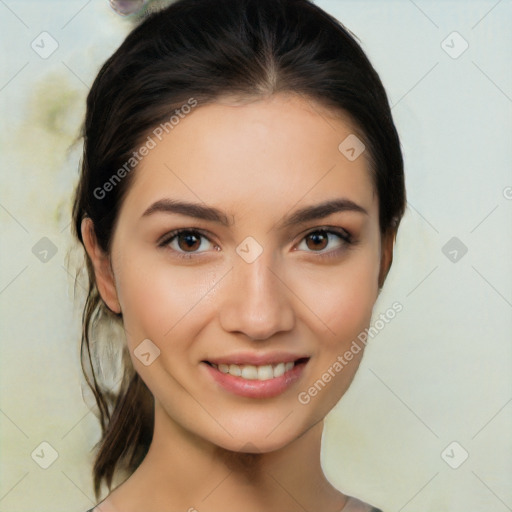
[{"x1": 202, "y1": 355, "x2": 309, "y2": 398}]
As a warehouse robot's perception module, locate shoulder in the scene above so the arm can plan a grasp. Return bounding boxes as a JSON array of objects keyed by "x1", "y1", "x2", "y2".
[
  {"x1": 86, "y1": 496, "x2": 383, "y2": 512},
  {"x1": 343, "y1": 496, "x2": 383, "y2": 512}
]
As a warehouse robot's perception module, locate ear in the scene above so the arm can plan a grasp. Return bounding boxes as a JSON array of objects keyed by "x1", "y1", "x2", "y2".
[
  {"x1": 377, "y1": 229, "x2": 396, "y2": 290},
  {"x1": 81, "y1": 217, "x2": 121, "y2": 314}
]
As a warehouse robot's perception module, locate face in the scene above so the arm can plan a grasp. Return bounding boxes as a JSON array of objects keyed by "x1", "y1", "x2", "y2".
[{"x1": 87, "y1": 93, "x2": 391, "y2": 454}]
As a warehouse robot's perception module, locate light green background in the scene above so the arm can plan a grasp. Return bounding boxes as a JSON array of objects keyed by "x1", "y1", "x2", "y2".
[{"x1": 1, "y1": 1, "x2": 511, "y2": 511}]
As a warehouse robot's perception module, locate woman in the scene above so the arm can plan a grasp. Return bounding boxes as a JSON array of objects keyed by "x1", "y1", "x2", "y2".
[{"x1": 73, "y1": 0, "x2": 406, "y2": 510}]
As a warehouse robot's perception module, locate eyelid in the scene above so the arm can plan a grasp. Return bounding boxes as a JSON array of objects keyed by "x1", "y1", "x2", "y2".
[
  {"x1": 293, "y1": 226, "x2": 353, "y2": 258},
  {"x1": 157, "y1": 228, "x2": 218, "y2": 258},
  {"x1": 157, "y1": 227, "x2": 215, "y2": 246},
  {"x1": 298, "y1": 225, "x2": 352, "y2": 243},
  {"x1": 158, "y1": 225, "x2": 354, "y2": 259}
]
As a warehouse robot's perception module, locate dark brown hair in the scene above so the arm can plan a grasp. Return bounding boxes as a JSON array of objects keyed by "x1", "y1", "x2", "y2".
[{"x1": 72, "y1": 0, "x2": 406, "y2": 499}]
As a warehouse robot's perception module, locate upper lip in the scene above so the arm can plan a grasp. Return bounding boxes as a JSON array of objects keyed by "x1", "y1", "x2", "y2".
[{"x1": 204, "y1": 352, "x2": 310, "y2": 366}]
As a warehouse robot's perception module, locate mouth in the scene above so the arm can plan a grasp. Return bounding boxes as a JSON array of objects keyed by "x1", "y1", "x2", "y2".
[
  {"x1": 204, "y1": 358, "x2": 309, "y2": 381},
  {"x1": 201, "y1": 357, "x2": 310, "y2": 398}
]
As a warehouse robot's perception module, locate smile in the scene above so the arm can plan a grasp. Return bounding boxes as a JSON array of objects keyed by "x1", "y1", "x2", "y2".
[
  {"x1": 203, "y1": 357, "x2": 309, "y2": 398},
  {"x1": 211, "y1": 361, "x2": 296, "y2": 381}
]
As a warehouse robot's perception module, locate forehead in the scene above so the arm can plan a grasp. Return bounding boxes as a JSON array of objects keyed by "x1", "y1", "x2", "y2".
[{"x1": 119, "y1": 93, "x2": 377, "y2": 222}]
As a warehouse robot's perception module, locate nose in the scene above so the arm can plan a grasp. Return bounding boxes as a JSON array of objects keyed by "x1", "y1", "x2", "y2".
[{"x1": 218, "y1": 251, "x2": 295, "y2": 341}]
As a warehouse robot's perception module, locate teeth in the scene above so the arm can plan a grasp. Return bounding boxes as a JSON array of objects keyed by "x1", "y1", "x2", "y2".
[
  {"x1": 273, "y1": 362, "x2": 285, "y2": 377},
  {"x1": 229, "y1": 364, "x2": 242, "y2": 377},
  {"x1": 241, "y1": 365, "x2": 258, "y2": 380},
  {"x1": 257, "y1": 365, "x2": 273, "y2": 380},
  {"x1": 212, "y1": 361, "x2": 297, "y2": 380}
]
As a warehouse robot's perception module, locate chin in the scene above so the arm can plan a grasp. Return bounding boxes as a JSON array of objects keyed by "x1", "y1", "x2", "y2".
[{"x1": 193, "y1": 405, "x2": 323, "y2": 456}]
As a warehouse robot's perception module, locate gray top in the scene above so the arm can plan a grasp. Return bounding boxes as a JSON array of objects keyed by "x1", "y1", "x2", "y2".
[
  {"x1": 343, "y1": 496, "x2": 383, "y2": 511},
  {"x1": 86, "y1": 496, "x2": 383, "y2": 512}
]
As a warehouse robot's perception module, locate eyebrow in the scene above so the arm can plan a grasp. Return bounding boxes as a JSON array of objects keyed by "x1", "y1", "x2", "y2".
[
  {"x1": 141, "y1": 197, "x2": 368, "y2": 228},
  {"x1": 142, "y1": 198, "x2": 232, "y2": 225},
  {"x1": 279, "y1": 198, "x2": 368, "y2": 229}
]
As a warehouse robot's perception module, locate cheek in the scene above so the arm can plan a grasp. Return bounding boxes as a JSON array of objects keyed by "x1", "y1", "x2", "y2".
[
  {"x1": 114, "y1": 253, "x2": 217, "y2": 348},
  {"x1": 292, "y1": 248, "x2": 380, "y2": 344},
  {"x1": 339, "y1": 255, "x2": 380, "y2": 326}
]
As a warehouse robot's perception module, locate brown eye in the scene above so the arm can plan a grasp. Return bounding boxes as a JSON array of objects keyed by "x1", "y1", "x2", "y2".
[
  {"x1": 305, "y1": 231, "x2": 329, "y2": 251},
  {"x1": 296, "y1": 228, "x2": 352, "y2": 256},
  {"x1": 159, "y1": 229, "x2": 216, "y2": 258},
  {"x1": 177, "y1": 232, "x2": 202, "y2": 252}
]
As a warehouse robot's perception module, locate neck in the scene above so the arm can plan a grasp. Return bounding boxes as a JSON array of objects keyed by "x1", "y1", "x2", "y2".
[{"x1": 108, "y1": 401, "x2": 347, "y2": 512}]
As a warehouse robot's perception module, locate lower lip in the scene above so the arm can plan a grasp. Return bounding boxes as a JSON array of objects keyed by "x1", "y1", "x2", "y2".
[{"x1": 202, "y1": 361, "x2": 307, "y2": 399}]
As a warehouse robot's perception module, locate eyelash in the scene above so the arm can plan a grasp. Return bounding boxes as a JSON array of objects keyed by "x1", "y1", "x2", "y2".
[{"x1": 158, "y1": 227, "x2": 354, "y2": 261}]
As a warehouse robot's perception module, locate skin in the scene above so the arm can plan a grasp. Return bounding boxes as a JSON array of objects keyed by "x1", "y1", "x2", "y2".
[{"x1": 83, "y1": 93, "x2": 395, "y2": 512}]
